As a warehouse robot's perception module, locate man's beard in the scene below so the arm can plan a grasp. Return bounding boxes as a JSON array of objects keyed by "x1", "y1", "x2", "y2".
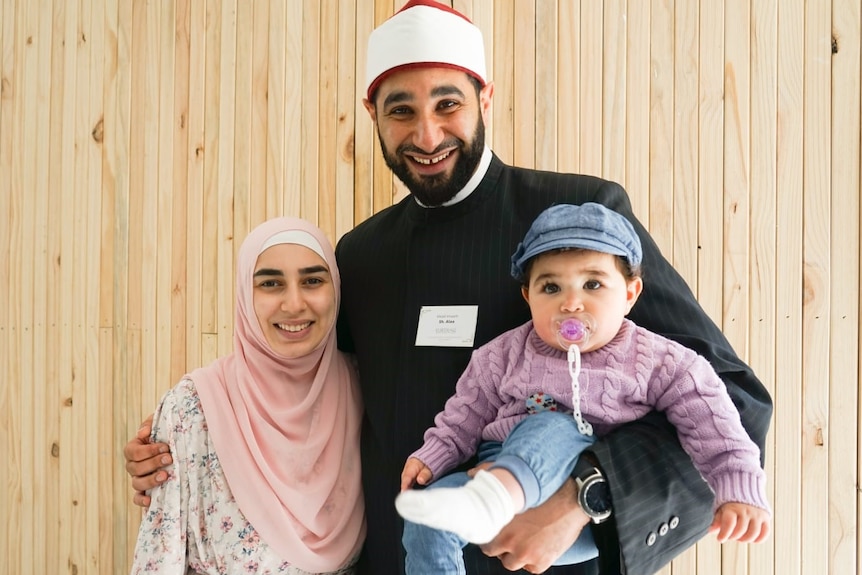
[{"x1": 379, "y1": 117, "x2": 485, "y2": 207}]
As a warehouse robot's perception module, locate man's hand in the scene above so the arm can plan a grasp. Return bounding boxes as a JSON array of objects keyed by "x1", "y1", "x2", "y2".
[
  {"x1": 123, "y1": 414, "x2": 172, "y2": 507},
  {"x1": 709, "y1": 502, "x2": 770, "y2": 544},
  {"x1": 478, "y1": 477, "x2": 590, "y2": 574}
]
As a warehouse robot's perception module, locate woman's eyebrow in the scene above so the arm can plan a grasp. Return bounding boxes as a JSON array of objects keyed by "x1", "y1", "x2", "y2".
[
  {"x1": 254, "y1": 265, "x2": 329, "y2": 277},
  {"x1": 299, "y1": 265, "x2": 329, "y2": 275},
  {"x1": 253, "y1": 268, "x2": 284, "y2": 277}
]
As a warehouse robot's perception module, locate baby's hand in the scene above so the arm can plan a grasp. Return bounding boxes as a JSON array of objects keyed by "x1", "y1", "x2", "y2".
[
  {"x1": 709, "y1": 502, "x2": 770, "y2": 544},
  {"x1": 400, "y1": 458, "x2": 433, "y2": 491}
]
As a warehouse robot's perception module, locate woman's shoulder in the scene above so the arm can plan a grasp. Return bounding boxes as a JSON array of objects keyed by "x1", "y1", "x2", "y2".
[
  {"x1": 158, "y1": 378, "x2": 202, "y2": 410},
  {"x1": 152, "y1": 378, "x2": 207, "y2": 437}
]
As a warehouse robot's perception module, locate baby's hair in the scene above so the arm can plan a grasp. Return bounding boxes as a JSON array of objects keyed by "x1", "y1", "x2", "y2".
[{"x1": 521, "y1": 247, "x2": 642, "y2": 287}]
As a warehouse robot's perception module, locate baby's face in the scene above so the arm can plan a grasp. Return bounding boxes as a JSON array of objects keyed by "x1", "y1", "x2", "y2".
[{"x1": 521, "y1": 249, "x2": 642, "y2": 352}]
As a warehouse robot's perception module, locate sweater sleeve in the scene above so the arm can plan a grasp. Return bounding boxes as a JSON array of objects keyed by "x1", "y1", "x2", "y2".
[
  {"x1": 650, "y1": 347, "x2": 770, "y2": 513},
  {"x1": 409, "y1": 345, "x2": 508, "y2": 478}
]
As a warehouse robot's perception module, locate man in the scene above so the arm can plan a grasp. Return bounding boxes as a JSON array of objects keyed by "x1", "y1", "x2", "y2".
[{"x1": 125, "y1": 2, "x2": 772, "y2": 574}]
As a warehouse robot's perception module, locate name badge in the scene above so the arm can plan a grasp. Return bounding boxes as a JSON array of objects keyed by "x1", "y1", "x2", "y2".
[{"x1": 415, "y1": 305, "x2": 479, "y2": 347}]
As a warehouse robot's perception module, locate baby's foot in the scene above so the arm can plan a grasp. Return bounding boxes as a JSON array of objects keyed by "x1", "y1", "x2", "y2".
[{"x1": 394, "y1": 470, "x2": 516, "y2": 544}]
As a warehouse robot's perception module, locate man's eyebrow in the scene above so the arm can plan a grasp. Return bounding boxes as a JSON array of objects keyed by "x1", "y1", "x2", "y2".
[
  {"x1": 430, "y1": 85, "x2": 466, "y2": 99},
  {"x1": 383, "y1": 90, "x2": 412, "y2": 108},
  {"x1": 382, "y1": 84, "x2": 467, "y2": 108}
]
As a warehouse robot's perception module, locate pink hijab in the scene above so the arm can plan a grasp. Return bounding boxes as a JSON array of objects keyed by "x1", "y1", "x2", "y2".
[{"x1": 191, "y1": 217, "x2": 365, "y2": 572}]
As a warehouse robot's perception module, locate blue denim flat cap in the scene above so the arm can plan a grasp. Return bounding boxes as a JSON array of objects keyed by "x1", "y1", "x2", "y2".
[{"x1": 511, "y1": 202, "x2": 643, "y2": 281}]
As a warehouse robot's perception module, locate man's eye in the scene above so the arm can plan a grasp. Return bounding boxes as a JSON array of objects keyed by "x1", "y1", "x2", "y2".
[{"x1": 438, "y1": 100, "x2": 459, "y2": 111}]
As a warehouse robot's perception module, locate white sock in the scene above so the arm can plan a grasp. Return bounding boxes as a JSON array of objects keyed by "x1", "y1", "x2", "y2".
[{"x1": 394, "y1": 470, "x2": 517, "y2": 544}]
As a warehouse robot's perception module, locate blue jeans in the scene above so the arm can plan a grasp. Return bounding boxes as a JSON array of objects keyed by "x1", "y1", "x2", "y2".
[{"x1": 401, "y1": 411, "x2": 599, "y2": 575}]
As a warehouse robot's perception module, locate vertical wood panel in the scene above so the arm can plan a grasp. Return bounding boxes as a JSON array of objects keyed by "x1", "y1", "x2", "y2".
[
  {"x1": 0, "y1": 0, "x2": 13, "y2": 571},
  {"x1": 335, "y1": 0, "x2": 357, "y2": 239},
  {"x1": 648, "y1": 0, "x2": 673, "y2": 255},
  {"x1": 671, "y1": 0, "x2": 698, "y2": 290},
  {"x1": 170, "y1": 0, "x2": 189, "y2": 386},
  {"x1": 535, "y1": 0, "x2": 557, "y2": 171},
  {"x1": 556, "y1": 0, "x2": 578, "y2": 174},
  {"x1": 215, "y1": 0, "x2": 236, "y2": 359},
  {"x1": 774, "y1": 1, "x2": 805, "y2": 572},
  {"x1": 301, "y1": 0, "x2": 320, "y2": 223},
  {"x1": 829, "y1": 1, "x2": 860, "y2": 574},
  {"x1": 184, "y1": 0, "x2": 205, "y2": 377},
  {"x1": 74, "y1": 0, "x2": 94, "y2": 569},
  {"x1": 491, "y1": 0, "x2": 514, "y2": 163},
  {"x1": 749, "y1": 0, "x2": 778, "y2": 574},
  {"x1": 512, "y1": 0, "x2": 535, "y2": 168},
  {"x1": 246, "y1": 0, "x2": 266, "y2": 225},
  {"x1": 232, "y1": 0, "x2": 252, "y2": 241},
  {"x1": 624, "y1": 0, "x2": 649, "y2": 220},
  {"x1": 579, "y1": 0, "x2": 601, "y2": 175},
  {"x1": 601, "y1": 0, "x2": 625, "y2": 184},
  {"x1": 722, "y1": 1, "x2": 751, "y2": 574},
  {"x1": 46, "y1": 2, "x2": 71, "y2": 572},
  {"x1": 353, "y1": 0, "x2": 374, "y2": 228},
  {"x1": 801, "y1": 1, "x2": 832, "y2": 573}
]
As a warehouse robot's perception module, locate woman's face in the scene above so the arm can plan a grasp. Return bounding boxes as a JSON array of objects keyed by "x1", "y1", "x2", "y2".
[{"x1": 252, "y1": 243, "x2": 337, "y2": 358}]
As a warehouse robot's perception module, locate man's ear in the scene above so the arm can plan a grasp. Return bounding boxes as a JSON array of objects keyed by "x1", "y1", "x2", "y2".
[
  {"x1": 479, "y1": 81, "x2": 494, "y2": 123},
  {"x1": 362, "y1": 98, "x2": 377, "y2": 122}
]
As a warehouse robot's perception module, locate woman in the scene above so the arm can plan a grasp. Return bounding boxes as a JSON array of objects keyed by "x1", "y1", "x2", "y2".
[{"x1": 130, "y1": 218, "x2": 365, "y2": 574}]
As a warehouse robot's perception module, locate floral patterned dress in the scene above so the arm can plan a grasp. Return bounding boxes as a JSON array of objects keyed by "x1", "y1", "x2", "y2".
[{"x1": 130, "y1": 379, "x2": 358, "y2": 575}]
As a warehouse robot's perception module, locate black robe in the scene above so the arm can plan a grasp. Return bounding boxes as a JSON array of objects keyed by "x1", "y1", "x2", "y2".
[{"x1": 335, "y1": 154, "x2": 772, "y2": 575}]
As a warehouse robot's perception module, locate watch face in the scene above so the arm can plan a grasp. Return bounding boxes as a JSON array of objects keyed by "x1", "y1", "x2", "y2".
[{"x1": 584, "y1": 480, "x2": 611, "y2": 514}]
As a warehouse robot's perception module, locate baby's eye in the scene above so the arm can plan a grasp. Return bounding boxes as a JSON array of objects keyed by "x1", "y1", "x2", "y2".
[
  {"x1": 584, "y1": 280, "x2": 601, "y2": 290},
  {"x1": 541, "y1": 283, "x2": 560, "y2": 294}
]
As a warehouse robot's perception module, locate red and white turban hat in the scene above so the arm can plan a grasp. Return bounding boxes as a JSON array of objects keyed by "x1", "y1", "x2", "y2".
[{"x1": 365, "y1": 0, "x2": 487, "y2": 101}]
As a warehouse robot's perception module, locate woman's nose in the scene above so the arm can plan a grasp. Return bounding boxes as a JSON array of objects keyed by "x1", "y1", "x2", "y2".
[{"x1": 280, "y1": 287, "x2": 305, "y2": 312}]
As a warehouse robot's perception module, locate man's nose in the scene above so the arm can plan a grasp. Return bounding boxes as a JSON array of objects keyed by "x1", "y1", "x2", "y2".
[{"x1": 412, "y1": 113, "x2": 446, "y2": 152}]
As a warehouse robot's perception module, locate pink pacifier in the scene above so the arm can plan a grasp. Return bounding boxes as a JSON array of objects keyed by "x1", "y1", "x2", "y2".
[{"x1": 554, "y1": 313, "x2": 596, "y2": 350}]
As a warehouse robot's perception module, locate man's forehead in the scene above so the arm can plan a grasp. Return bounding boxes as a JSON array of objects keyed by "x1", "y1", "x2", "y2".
[{"x1": 375, "y1": 67, "x2": 474, "y2": 102}]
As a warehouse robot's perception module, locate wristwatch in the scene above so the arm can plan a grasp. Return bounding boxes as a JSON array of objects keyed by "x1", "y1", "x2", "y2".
[{"x1": 574, "y1": 459, "x2": 612, "y2": 524}]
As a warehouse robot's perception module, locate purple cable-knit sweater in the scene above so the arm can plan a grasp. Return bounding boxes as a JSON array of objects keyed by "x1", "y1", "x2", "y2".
[{"x1": 411, "y1": 319, "x2": 770, "y2": 512}]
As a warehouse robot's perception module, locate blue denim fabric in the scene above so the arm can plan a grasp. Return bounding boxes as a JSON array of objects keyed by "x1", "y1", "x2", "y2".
[{"x1": 402, "y1": 411, "x2": 599, "y2": 575}]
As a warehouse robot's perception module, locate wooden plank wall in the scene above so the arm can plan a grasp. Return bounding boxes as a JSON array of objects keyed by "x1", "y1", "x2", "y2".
[{"x1": 0, "y1": 1, "x2": 859, "y2": 574}]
